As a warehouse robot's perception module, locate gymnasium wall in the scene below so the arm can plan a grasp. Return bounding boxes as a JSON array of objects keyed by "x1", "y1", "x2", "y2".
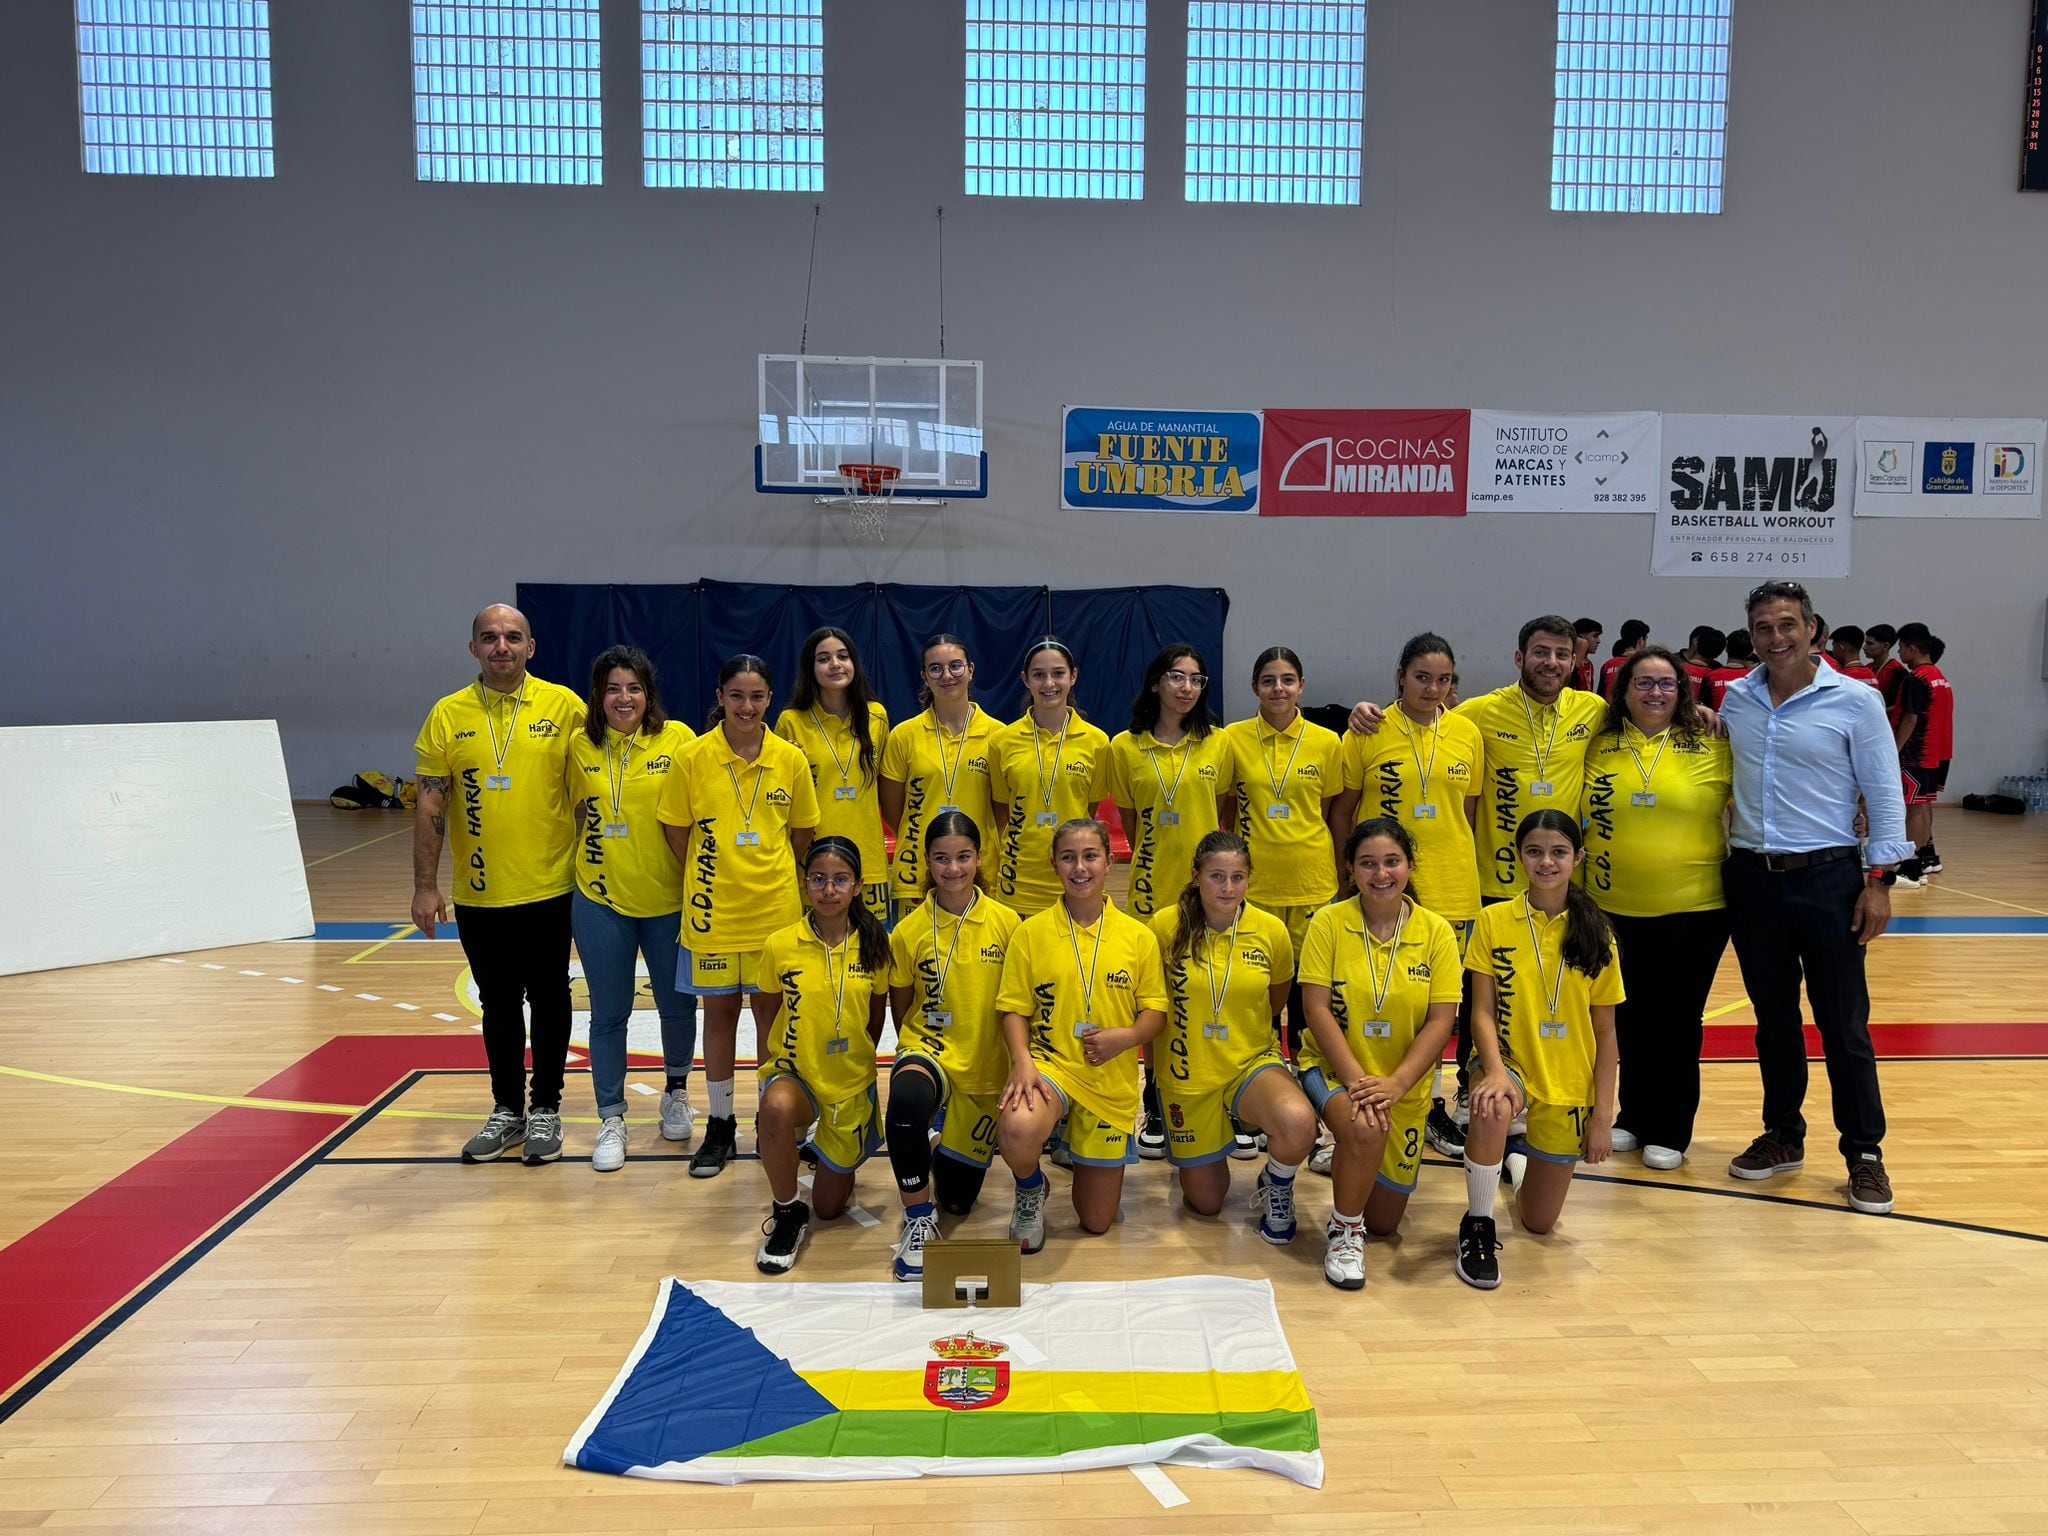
[{"x1": 3, "y1": 0, "x2": 2044, "y2": 797}]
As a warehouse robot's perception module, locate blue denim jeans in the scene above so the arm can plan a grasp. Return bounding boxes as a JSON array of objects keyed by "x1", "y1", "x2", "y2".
[{"x1": 570, "y1": 890, "x2": 698, "y2": 1119}]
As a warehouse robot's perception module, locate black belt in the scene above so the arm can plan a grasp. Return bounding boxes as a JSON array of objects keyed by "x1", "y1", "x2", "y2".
[{"x1": 1728, "y1": 845, "x2": 1859, "y2": 873}]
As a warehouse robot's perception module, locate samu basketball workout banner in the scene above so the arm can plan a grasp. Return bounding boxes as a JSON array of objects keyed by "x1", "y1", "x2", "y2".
[
  {"x1": 1854, "y1": 417, "x2": 2043, "y2": 519},
  {"x1": 1653, "y1": 414, "x2": 1857, "y2": 578}
]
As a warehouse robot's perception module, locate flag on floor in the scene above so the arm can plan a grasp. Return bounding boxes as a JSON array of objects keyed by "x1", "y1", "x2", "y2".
[{"x1": 566, "y1": 1275, "x2": 1322, "y2": 1488}]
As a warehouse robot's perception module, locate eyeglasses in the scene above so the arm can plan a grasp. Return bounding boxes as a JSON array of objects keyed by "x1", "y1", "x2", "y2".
[
  {"x1": 1631, "y1": 677, "x2": 1680, "y2": 695},
  {"x1": 804, "y1": 873, "x2": 857, "y2": 891},
  {"x1": 1161, "y1": 669, "x2": 1209, "y2": 689},
  {"x1": 923, "y1": 660, "x2": 971, "y2": 678}
]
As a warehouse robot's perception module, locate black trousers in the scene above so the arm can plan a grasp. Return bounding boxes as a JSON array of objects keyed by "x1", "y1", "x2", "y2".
[
  {"x1": 1723, "y1": 854, "x2": 1886, "y2": 1158},
  {"x1": 455, "y1": 893, "x2": 573, "y2": 1113},
  {"x1": 1609, "y1": 908, "x2": 1732, "y2": 1151}
]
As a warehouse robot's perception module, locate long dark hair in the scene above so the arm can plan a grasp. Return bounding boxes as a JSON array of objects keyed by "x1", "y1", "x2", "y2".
[
  {"x1": 1017, "y1": 636, "x2": 1078, "y2": 717},
  {"x1": 927, "y1": 808, "x2": 981, "y2": 849},
  {"x1": 1129, "y1": 644, "x2": 1219, "y2": 739},
  {"x1": 1599, "y1": 644, "x2": 1705, "y2": 744},
  {"x1": 1252, "y1": 645, "x2": 1304, "y2": 684},
  {"x1": 803, "y1": 836, "x2": 890, "y2": 974},
  {"x1": 1515, "y1": 810, "x2": 1613, "y2": 976},
  {"x1": 1169, "y1": 830, "x2": 1249, "y2": 970},
  {"x1": 917, "y1": 632, "x2": 974, "y2": 709},
  {"x1": 1344, "y1": 816, "x2": 1425, "y2": 911},
  {"x1": 582, "y1": 645, "x2": 668, "y2": 746},
  {"x1": 706, "y1": 654, "x2": 772, "y2": 730},
  {"x1": 789, "y1": 626, "x2": 881, "y2": 783}
]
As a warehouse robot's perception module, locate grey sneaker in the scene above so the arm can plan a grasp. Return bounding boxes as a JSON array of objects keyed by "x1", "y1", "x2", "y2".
[
  {"x1": 591, "y1": 1115, "x2": 628, "y2": 1172},
  {"x1": 659, "y1": 1089, "x2": 695, "y2": 1144},
  {"x1": 1011, "y1": 1179, "x2": 1048, "y2": 1254},
  {"x1": 521, "y1": 1109, "x2": 564, "y2": 1165},
  {"x1": 1308, "y1": 1130, "x2": 1335, "y2": 1177},
  {"x1": 461, "y1": 1106, "x2": 525, "y2": 1164}
]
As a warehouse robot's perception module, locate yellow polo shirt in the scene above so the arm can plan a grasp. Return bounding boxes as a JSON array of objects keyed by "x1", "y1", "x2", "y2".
[
  {"x1": 656, "y1": 727, "x2": 821, "y2": 952},
  {"x1": 1108, "y1": 727, "x2": 1232, "y2": 919},
  {"x1": 1148, "y1": 903, "x2": 1293, "y2": 1096},
  {"x1": 1297, "y1": 897, "x2": 1463, "y2": 1110},
  {"x1": 775, "y1": 702, "x2": 892, "y2": 885},
  {"x1": 986, "y1": 710, "x2": 1112, "y2": 915},
  {"x1": 1341, "y1": 708, "x2": 1485, "y2": 921},
  {"x1": 1581, "y1": 724, "x2": 1733, "y2": 917},
  {"x1": 565, "y1": 720, "x2": 697, "y2": 917},
  {"x1": 888, "y1": 891, "x2": 1022, "y2": 1097},
  {"x1": 996, "y1": 899, "x2": 1168, "y2": 1129},
  {"x1": 878, "y1": 705, "x2": 1000, "y2": 899},
  {"x1": 1453, "y1": 684, "x2": 1608, "y2": 900},
  {"x1": 414, "y1": 674, "x2": 586, "y2": 908},
  {"x1": 1466, "y1": 895, "x2": 1625, "y2": 1107},
  {"x1": 757, "y1": 917, "x2": 883, "y2": 1104},
  {"x1": 1224, "y1": 712, "x2": 1345, "y2": 908}
]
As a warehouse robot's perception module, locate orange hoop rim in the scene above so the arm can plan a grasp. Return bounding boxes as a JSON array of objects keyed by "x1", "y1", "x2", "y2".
[{"x1": 838, "y1": 462, "x2": 902, "y2": 498}]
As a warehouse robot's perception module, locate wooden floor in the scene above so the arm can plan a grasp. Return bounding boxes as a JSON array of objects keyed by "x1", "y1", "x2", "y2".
[{"x1": 3, "y1": 806, "x2": 2047, "y2": 1534}]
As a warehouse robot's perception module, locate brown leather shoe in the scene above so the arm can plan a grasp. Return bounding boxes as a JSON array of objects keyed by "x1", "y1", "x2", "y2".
[
  {"x1": 1847, "y1": 1154, "x2": 1894, "y2": 1214},
  {"x1": 1728, "y1": 1134, "x2": 1804, "y2": 1181}
]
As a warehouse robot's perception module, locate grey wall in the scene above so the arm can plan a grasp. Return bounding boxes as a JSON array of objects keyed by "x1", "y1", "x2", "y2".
[{"x1": 4, "y1": 0, "x2": 2044, "y2": 796}]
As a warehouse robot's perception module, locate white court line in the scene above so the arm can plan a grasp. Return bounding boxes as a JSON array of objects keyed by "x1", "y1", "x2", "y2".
[
  {"x1": 393, "y1": 1002, "x2": 420, "y2": 1011},
  {"x1": 318, "y1": 985, "x2": 343, "y2": 993},
  {"x1": 432, "y1": 1012, "x2": 459, "y2": 1022},
  {"x1": 200, "y1": 963, "x2": 224, "y2": 970},
  {"x1": 630, "y1": 1083, "x2": 656, "y2": 1096},
  {"x1": 354, "y1": 993, "x2": 381, "y2": 1002},
  {"x1": 158, "y1": 957, "x2": 184, "y2": 964},
  {"x1": 238, "y1": 970, "x2": 264, "y2": 977},
  {"x1": 844, "y1": 1205, "x2": 880, "y2": 1228},
  {"x1": 1131, "y1": 1464, "x2": 1188, "y2": 1508},
  {"x1": 278, "y1": 977, "x2": 302, "y2": 984}
]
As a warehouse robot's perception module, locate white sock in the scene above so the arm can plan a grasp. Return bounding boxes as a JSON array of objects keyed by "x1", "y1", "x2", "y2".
[
  {"x1": 1330, "y1": 1209, "x2": 1364, "y2": 1231},
  {"x1": 708, "y1": 1077, "x2": 735, "y2": 1119},
  {"x1": 1464, "y1": 1155, "x2": 1501, "y2": 1221},
  {"x1": 1265, "y1": 1158, "x2": 1300, "y2": 1181}
]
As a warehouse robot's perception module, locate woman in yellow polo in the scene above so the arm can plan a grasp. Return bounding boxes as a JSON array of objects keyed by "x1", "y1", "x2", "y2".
[
  {"x1": 776, "y1": 626, "x2": 891, "y2": 923},
  {"x1": 1580, "y1": 645, "x2": 1732, "y2": 1172},
  {"x1": 1298, "y1": 819, "x2": 1462, "y2": 1291},
  {"x1": 1459, "y1": 810, "x2": 1623, "y2": 1291},
  {"x1": 986, "y1": 637, "x2": 1111, "y2": 916},
  {"x1": 752, "y1": 838, "x2": 891, "y2": 1275},
  {"x1": 879, "y1": 633, "x2": 1000, "y2": 914},
  {"x1": 565, "y1": 645, "x2": 697, "y2": 1172},
  {"x1": 994, "y1": 818, "x2": 1167, "y2": 1255},
  {"x1": 657, "y1": 654, "x2": 820, "y2": 1180}
]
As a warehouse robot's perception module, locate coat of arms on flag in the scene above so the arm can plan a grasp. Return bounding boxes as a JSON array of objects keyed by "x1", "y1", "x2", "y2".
[{"x1": 566, "y1": 1275, "x2": 1321, "y2": 1488}]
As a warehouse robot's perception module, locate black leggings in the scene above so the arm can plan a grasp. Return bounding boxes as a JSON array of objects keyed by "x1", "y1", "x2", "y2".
[{"x1": 884, "y1": 1067, "x2": 989, "y2": 1216}]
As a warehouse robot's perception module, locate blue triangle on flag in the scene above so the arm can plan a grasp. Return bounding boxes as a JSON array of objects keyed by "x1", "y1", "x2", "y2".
[{"x1": 574, "y1": 1281, "x2": 837, "y2": 1474}]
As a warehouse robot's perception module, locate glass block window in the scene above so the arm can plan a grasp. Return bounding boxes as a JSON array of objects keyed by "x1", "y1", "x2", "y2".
[
  {"x1": 1553, "y1": 0, "x2": 1731, "y2": 214},
  {"x1": 76, "y1": 0, "x2": 275, "y2": 177},
  {"x1": 643, "y1": 0, "x2": 823, "y2": 192},
  {"x1": 412, "y1": 1, "x2": 602, "y2": 185},
  {"x1": 1185, "y1": 3, "x2": 1364, "y2": 204},
  {"x1": 966, "y1": 0, "x2": 1146, "y2": 199}
]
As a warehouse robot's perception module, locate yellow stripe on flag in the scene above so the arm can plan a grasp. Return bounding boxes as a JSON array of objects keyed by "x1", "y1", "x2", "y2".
[{"x1": 797, "y1": 1367, "x2": 1310, "y2": 1416}]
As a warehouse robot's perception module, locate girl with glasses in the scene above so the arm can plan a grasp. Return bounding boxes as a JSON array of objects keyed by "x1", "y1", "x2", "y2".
[
  {"x1": 987, "y1": 638, "x2": 1111, "y2": 916},
  {"x1": 778, "y1": 627, "x2": 892, "y2": 924},
  {"x1": 1579, "y1": 645, "x2": 1733, "y2": 1173},
  {"x1": 880, "y1": 634, "x2": 1000, "y2": 918},
  {"x1": 751, "y1": 837, "x2": 892, "y2": 1275}
]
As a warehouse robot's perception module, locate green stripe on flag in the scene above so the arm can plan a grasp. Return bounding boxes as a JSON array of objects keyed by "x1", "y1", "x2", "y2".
[{"x1": 709, "y1": 1407, "x2": 1319, "y2": 1461}]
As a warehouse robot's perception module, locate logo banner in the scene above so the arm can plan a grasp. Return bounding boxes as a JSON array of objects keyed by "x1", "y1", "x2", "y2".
[
  {"x1": 1653, "y1": 415, "x2": 1856, "y2": 577},
  {"x1": 1854, "y1": 417, "x2": 2043, "y2": 519},
  {"x1": 1060, "y1": 407, "x2": 1261, "y2": 513},
  {"x1": 1464, "y1": 410, "x2": 1662, "y2": 513},
  {"x1": 1259, "y1": 408, "x2": 1468, "y2": 517}
]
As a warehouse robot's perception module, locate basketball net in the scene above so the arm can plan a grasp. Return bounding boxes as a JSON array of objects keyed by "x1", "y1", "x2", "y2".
[{"x1": 836, "y1": 462, "x2": 899, "y2": 543}]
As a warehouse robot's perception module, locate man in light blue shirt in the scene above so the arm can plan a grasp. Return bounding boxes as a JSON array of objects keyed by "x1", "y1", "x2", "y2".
[{"x1": 1719, "y1": 581, "x2": 1908, "y2": 1217}]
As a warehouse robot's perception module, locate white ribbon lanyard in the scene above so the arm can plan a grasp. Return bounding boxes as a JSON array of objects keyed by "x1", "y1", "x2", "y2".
[
  {"x1": 922, "y1": 889, "x2": 977, "y2": 1031},
  {"x1": 1031, "y1": 710, "x2": 1072, "y2": 827},
  {"x1": 603, "y1": 734, "x2": 633, "y2": 838},
  {"x1": 812, "y1": 918, "x2": 855, "y2": 1054},
  {"x1": 1398, "y1": 709, "x2": 1443, "y2": 819},
  {"x1": 725, "y1": 758, "x2": 767, "y2": 847},
  {"x1": 1260, "y1": 718, "x2": 1306, "y2": 820},
  {"x1": 477, "y1": 683, "x2": 523, "y2": 791},
  {"x1": 1623, "y1": 725, "x2": 1670, "y2": 809},
  {"x1": 1356, "y1": 898, "x2": 1408, "y2": 1039},
  {"x1": 1199, "y1": 910, "x2": 1240, "y2": 1041},
  {"x1": 1066, "y1": 907, "x2": 1106, "y2": 1036},
  {"x1": 1524, "y1": 905, "x2": 1571, "y2": 1039},
  {"x1": 812, "y1": 707, "x2": 862, "y2": 802},
  {"x1": 1517, "y1": 689, "x2": 1560, "y2": 798},
  {"x1": 1147, "y1": 735, "x2": 1195, "y2": 827},
  {"x1": 933, "y1": 710, "x2": 973, "y2": 811}
]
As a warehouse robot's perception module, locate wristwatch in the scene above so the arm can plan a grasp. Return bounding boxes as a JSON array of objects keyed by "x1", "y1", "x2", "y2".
[{"x1": 1866, "y1": 867, "x2": 1898, "y2": 887}]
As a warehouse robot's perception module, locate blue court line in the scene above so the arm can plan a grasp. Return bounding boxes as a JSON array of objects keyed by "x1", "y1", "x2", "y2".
[{"x1": 309, "y1": 922, "x2": 460, "y2": 942}]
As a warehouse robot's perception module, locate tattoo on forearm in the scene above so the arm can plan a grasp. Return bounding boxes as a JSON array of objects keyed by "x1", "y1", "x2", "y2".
[
  {"x1": 418, "y1": 775, "x2": 451, "y2": 796},
  {"x1": 429, "y1": 813, "x2": 445, "y2": 835}
]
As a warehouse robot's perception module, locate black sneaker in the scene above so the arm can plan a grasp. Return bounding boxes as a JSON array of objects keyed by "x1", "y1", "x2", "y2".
[
  {"x1": 1136, "y1": 1110, "x2": 1167, "y2": 1160},
  {"x1": 1425, "y1": 1097, "x2": 1465, "y2": 1157},
  {"x1": 689, "y1": 1114, "x2": 738, "y2": 1179},
  {"x1": 1455, "y1": 1212, "x2": 1501, "y2": 1290},
  {"x1": 1919, "y1": 845, "x2": 1943, "y2": 875},
  {"x1": 756, "y1": 1200, "x2": 811, "y2": 1274},
  {"x1": 1847, "y1": 1153, "x2": 1894, "y2": 1215},
  {"x1": 1893, "y1": 858, "x2": 1925, "y2": 889},
  {"x1": 1728, "y1": 1133, "x2": 1804, "y2": 1181}
]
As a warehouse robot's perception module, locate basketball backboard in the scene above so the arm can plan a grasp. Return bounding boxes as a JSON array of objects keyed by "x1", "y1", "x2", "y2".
[{"x1": 756, "y1": 353, "x2": 989, "y2": 500}]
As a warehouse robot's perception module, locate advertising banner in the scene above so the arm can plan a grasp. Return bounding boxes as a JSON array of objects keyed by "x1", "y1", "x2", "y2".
[
  {"x1": 1060, "y1": 407, "x2": 1261, "y2": 513},
  {"x1": 1464, "y1": 409, "x2": 1662, "y2": 513},
  {"x1": 1854, "y1": 417, "x2": 2042, "y2": 518},
  {"x1": 1258, "y1": 409, "x2": 1469, "y2": 517},
  {"x1": 1652, "y1": 415, "x2": 1855, "y2": 577}
]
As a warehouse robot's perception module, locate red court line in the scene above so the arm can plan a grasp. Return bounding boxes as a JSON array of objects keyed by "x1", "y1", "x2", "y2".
[{"x1": 1700, "y1": 1021, "x2": 2048, "y2": 1059}]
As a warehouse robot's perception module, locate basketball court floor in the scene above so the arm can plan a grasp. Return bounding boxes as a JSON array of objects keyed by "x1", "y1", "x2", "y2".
[{"x1": 2, "y1": 806, "x2": 2045, "y2": 1533}]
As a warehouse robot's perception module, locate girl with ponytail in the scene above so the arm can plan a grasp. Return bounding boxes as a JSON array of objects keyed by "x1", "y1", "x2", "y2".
[{"x1": 1453, "y1": 810, "x2": 1623, "y2": 1292}]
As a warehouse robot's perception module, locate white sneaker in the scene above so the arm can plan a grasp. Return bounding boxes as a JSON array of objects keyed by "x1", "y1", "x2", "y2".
[
  {"x1": 659, "y1": 1089, "x2": 695, "y2": 1143},
  {"x1": 894, "y1": 1208, "x2": 940, "y2": 1281},
  {"x1": 591, "y1": 1115, "x2": 628, "y2": 1173},
  {"x1": 1609, "y1": 1126, "x2": 1642, "y2": 1153},
  {"x1": 1641, "y1": 1144, "x2": 1684, "y2": 1170},
  {"x1": 1011, "y1": 1179, "x2": 1048, "y2": 1254},
  {"x1": 1308, "y1": 1133, "x2": 1335, "y2": 1177},
  {"x1": 1504, "y1": 1151, "x2": 1528, "y2": 1189},
  {"x1": 1323, "y1": 1220, "x2": 1366, "y2": 1290}
]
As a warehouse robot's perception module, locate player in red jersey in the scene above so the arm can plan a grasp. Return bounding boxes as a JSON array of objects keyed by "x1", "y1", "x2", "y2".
[
  {"x1": 1570, "y1": 618, "x2": 1603, "y2": 693},
  {"x1": 1680, "y1": 625, "x2": 1725, "y2": 709},
  {"x1": 1891, "y1": 633, "x2": 1952, "y2": 887},
  {"x1": 1827, "y1": 626, "x2": 1881, "y2": 689},
  {"x1": 1862, "y1": 624, "x2": 1909, "y2": 715},
  {"x1": 1598, "y1": 619, "x2": 1649, "y2": 699}
]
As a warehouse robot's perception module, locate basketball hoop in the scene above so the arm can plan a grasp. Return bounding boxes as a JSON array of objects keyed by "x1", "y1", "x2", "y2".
[{"x1": 836, "y1": 462, "x2": 900, "y2": 542}]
